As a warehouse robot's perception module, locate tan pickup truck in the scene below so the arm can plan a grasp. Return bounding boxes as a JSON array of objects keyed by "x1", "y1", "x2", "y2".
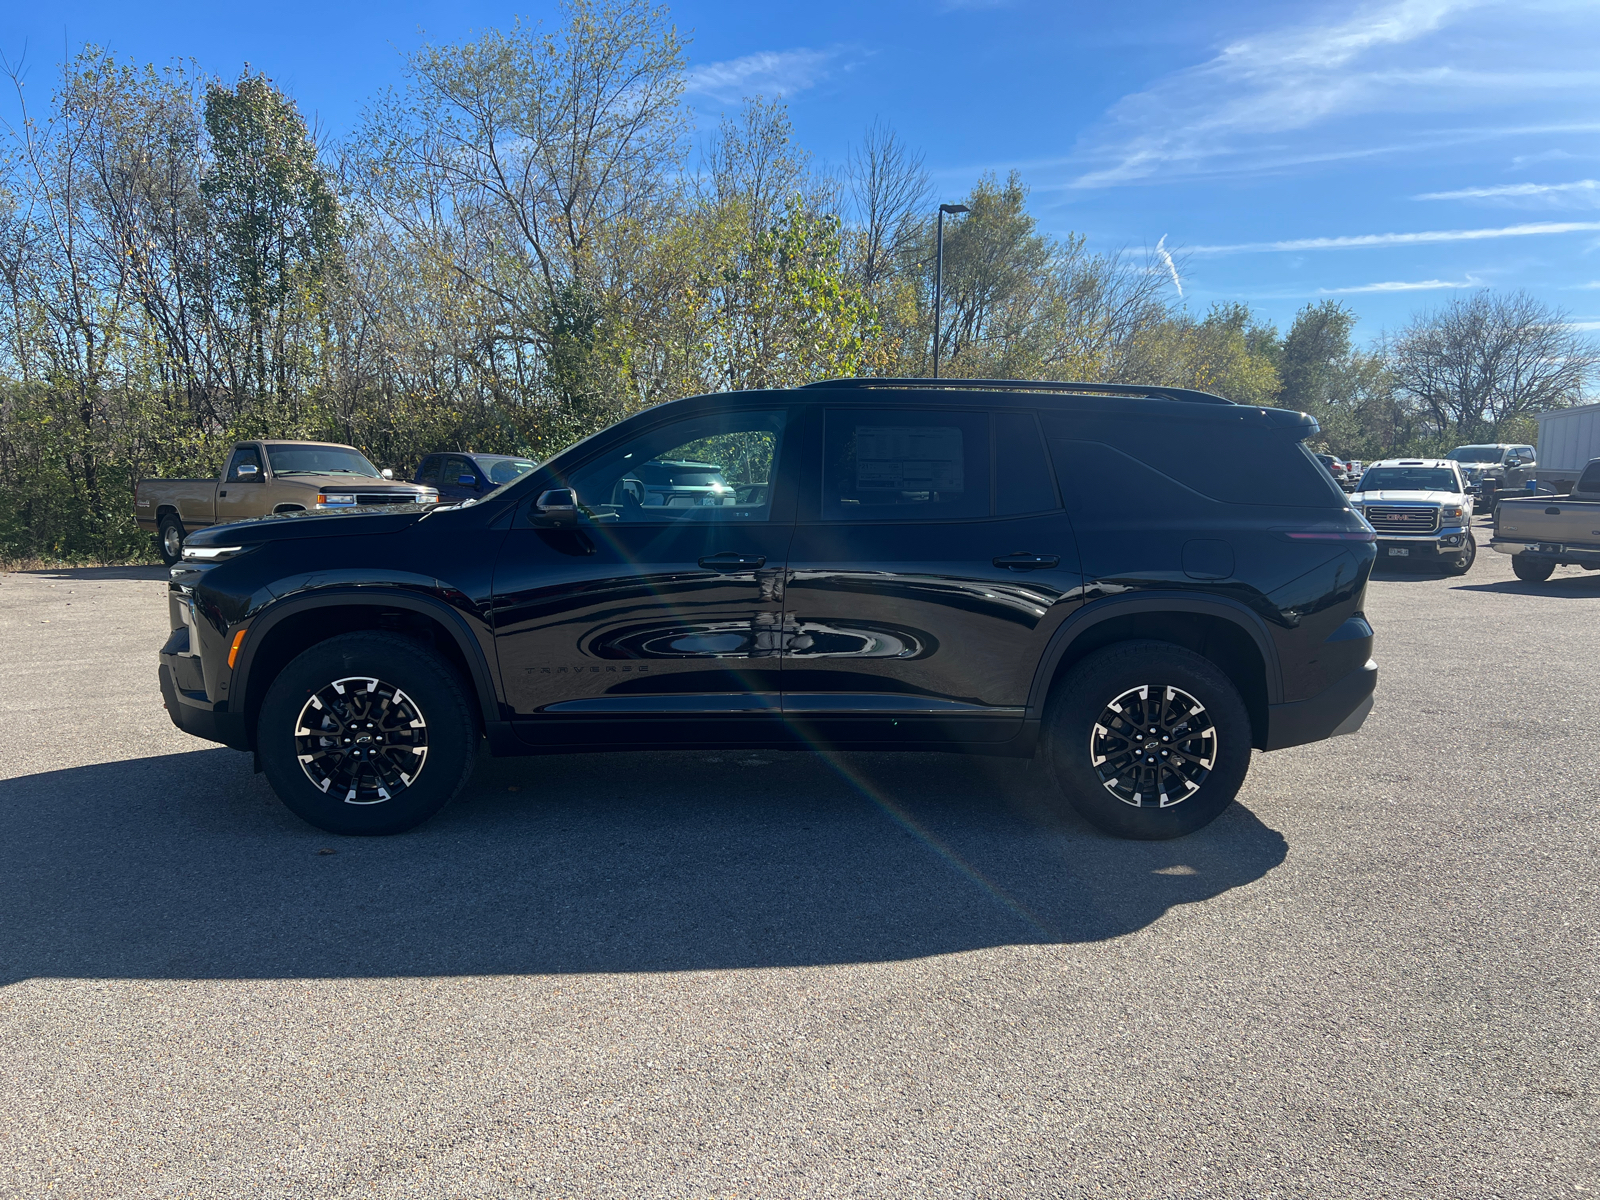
[
  {"x1": 136, "y1": 440, "x2": 439, "y2": 563},
  {"x1": 1491, "y1": 456, "x2": 1600, "y2": 582}
]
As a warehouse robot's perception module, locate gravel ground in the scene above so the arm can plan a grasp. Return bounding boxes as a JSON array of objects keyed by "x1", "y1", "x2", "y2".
[{"x1": 1, "y1": 527, "x2": 1595, "y2": 1199}]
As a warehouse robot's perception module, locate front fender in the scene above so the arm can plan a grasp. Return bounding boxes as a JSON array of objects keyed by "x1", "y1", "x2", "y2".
[{"x1": 229, "y1": 584, "x2": 503, "y2": 744}]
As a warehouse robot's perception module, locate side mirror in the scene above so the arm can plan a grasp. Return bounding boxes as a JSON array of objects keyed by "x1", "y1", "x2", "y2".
[
  {"x1": 1506, "y1": 458, "x2": 1521, "y2": 468},
  {"x1": 237, "y1": 463, "x2": 259, "y2": 480},
  {"x1": 381, "y1": 468, "x2": 394, "y2": 480},
  {"x1": 533, "y1": 488, "x2": 579, "y2": 526},
  {"x1": 458, "y1": 474, "x2": 479, "y2": 488}
]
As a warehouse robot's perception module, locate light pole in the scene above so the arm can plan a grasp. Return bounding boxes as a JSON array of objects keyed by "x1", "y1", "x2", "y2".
[{"x1": 933, "y1": 202, "x2": 968, "y2": 379}]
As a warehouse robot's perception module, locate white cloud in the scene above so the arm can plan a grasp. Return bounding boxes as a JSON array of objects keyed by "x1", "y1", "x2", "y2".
[
  {"x1": 1191, "y1": 220, "x2": 1600, "y2": 255},
  {"x1": 1154, "y1": 235, "x2": 1182, "y2": 297},
  {"x1": 1512, "y1": 148, "x2": 1577, "y2": 167},
  {"x1": 1410, "y1": 178, "x2": 1600, "y2": 210},
  {"x1": 685, "y1": 48, "x2": 841, "y2": 104},
  {"x1": 1072, "y1": 0, "x2": 1481, "y2": 187},
  {"x1": 1319, "y1": 276, "x2": 1483, "y2": 293},
  {"x1": 1416, "y1": 179, "x2": 1600, "y2": 200}
]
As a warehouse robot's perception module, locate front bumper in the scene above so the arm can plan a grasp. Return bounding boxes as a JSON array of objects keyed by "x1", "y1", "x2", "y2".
[
  {"x1": 1373, "y1": 528, "x2": 1469, "y2": 558},
  {"x1": 1262, "y1": 658, "x2": 1378, "y2": 752},
  {"x1": 159, "y1": 629, "x2": 249, "y2": 749}
]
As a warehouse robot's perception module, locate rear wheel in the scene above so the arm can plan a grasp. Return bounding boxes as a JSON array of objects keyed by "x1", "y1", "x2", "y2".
[
  {"x1": 157, "y1": 515, "x2": 186, "y2": 565},
  {"x1": 1445, "y1": 532, "x2": 1476, "y2": 575},
  {"x1": 1512, "y1": 554, "x2": 1555, "y2": 583},
  {"x1": 1043, "y1": 641, "x2": 1252, "y2": 840},
  {"x1": 258, "y1": 632, "x2": 478, "y2": 835}
]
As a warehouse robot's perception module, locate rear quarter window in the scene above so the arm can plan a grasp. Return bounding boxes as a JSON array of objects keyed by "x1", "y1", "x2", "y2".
[
  {"x1": 1111, "y1": 424, "x2": 1346, "y2": 508},
  {"x1": 1576, "y1": 462, "x2": 1600, "y2": 493}
]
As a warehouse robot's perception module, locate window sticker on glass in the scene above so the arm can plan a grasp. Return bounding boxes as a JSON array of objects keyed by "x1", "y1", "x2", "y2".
[{"x1": 855, "y1": 426, "x2": 964, "y2": 493}]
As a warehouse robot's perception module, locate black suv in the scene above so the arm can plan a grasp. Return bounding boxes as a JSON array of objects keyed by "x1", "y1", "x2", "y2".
[{"x1": 159, "y1": 380, "x2": 1378, "y2": 840}]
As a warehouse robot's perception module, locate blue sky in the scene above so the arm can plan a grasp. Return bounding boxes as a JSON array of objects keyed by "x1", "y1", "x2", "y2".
[{"x1": 4, "y1": 0, "x2": 1599, "y2": 344}]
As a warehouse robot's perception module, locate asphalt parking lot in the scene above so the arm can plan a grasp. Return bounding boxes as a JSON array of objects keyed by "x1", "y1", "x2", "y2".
[{"x1": 1, "y1": 523, "x2": 1595, "y2": 1199}]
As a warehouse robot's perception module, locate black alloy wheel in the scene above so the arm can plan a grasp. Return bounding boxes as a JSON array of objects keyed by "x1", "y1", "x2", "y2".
[
  {"x1": 1512, "y1": 554, "x2": 1555, "y2": 583},
  {"x1": 1044, "y1": 641, "x2": 1252, "y2": 840},
  {"x1": 258, "y1": 632, "x2": 478, "y2": 835},
  {"x1": 158, "y1": 514, "x2": 186, "y2": 566},
  {"x1": 1445, "y1": 532, "x2": 1477, "y2": 576}
]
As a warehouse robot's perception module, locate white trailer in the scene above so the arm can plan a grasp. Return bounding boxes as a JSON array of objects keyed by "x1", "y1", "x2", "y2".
[{"x1": 1535, "y1": 402, "x2": 1600, "y2": 474}]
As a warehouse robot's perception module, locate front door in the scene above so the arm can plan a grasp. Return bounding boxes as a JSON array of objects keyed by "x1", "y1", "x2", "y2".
[
  {"x1": 215, "y1": 444, "x2": 266, "y2": 526},
  {"x1": 492, "y1": 407, "x2": 794, "y2": 741},
  {"x1": 782, "y1": 406, "x2": 1082, "y2": 744}
]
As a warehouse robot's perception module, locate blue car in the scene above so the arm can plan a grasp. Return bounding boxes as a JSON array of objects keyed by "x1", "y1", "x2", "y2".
[{"x1": 414, "y1": 451, "x2": 539, "y2": 501}]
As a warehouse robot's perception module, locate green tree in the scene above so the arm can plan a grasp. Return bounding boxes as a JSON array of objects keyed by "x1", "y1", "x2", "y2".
[{"x1": 202, "y1": 70, "x2": 342, "y2": 409}]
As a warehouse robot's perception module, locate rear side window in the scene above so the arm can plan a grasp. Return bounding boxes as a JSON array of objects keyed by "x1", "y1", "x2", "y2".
[
  {"x1": 995, "y1": 411, "x2": 1059, "y2": 515},
  {"x1": 1109, "y1": 424, "x2": 1345, "y2": 508},
  {"x1": 417, "y1": 456, "x2": 441, "y2": 486},
  {"x1": 1577, "y1": 462, "x2": 1600, "y2": 492},
  {"x1": 823, "y1": 409, "x2": 990, "y2": 520}
]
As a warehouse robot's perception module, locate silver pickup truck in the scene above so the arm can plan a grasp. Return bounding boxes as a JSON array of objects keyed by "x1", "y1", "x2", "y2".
[
  {"x1": 1491, "y1": 457, "x2": 1600, "y2": 582},
  {"x1": 136, "y1": 440, "x2": 438, "y2": 564}
]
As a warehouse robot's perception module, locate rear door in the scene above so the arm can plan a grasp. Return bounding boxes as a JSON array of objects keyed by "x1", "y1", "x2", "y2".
[
  {"x1": 491, "y1": 405, "x2": 795, "y2": 741},
  {"x1": 781, "y1": 405, "x2": 1082, "y2": 744}
]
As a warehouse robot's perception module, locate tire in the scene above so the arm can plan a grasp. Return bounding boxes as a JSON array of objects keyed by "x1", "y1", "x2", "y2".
[
  {"x1": 158, "y1": 514, "x2": 186, "y2": 566},
  {"x1": 257, "y1": 632, "x2": 478, "y2": 835},
  {"x1": 1445, "y1": 532, "x2": 1476, "y2": 576},
  {"x1": 1043, "y1": 641, "x2": 1252, "y2": 840},
  {"x1": 1512, "y1": 554, "x2": 1555, "y2": 583}
]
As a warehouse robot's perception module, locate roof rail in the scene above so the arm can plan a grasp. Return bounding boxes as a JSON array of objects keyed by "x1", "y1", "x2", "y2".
[{"x1": 801, "y1": 377, "x2": 1235, "y2": 406}]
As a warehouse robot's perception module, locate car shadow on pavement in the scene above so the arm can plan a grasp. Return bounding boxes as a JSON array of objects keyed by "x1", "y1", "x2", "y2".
[
  {"x1": 0, "y1": 747, "x2": 1287, "y2": 984},
  {"x1": 1453, "y1": 573, "x2": 1600, "y2": 596},
  {"x1": 7, "y1": 565, "x2": 169, "y2": 582}
]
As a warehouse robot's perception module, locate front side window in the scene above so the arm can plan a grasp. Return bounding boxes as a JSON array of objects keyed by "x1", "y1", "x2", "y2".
[
  {"x1": 226, "y1": 447, "x2": 263, "y2": 481},
  {"x1": 266, "y1": 445, "x2": 382, "y2": 478},
  {"x1": 822, "y1": 408, "x2": 991, "y2": 521},
  {"x1": 561, "y1": 410, "x2": 785, "y2": 523}
]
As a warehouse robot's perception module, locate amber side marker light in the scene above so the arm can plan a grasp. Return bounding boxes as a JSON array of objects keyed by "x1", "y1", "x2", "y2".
[{"x1": 228, "y1": 629, "x2": 248, "y2": 669}]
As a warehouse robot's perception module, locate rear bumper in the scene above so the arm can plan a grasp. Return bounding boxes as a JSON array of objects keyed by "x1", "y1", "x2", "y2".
[
  {"x1": 1262, "y1": 659, "x2": 1377, "y2": 752},
  {"x1": 1491, "y1": 538, "x2": 1600, "y2": 562},
  {"x1": 159, "y1": 660, "x2": 249, "y2": 750}
]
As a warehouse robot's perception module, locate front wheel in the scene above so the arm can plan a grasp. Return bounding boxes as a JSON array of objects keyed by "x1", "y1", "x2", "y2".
[
  {"x1": 1445, "y1": 532, "x2": 1477, "y2": 576},
  {"x1": 258, "y1": 632, "x2": 479, "y2": 835},
  {"x1": 1043, "y1": 641, "x2": 1253, "y2": 840},
  {"x1": 1512, "y1": 554, "x2": 1555, "y2": 583}
]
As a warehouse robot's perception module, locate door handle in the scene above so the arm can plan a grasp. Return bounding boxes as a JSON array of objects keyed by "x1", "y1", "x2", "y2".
[
  {"x1": 1545, "y1": 506, "x2": 1561, "y2": 515},
  {"x1": 219, "y1": 490, "x2": 227, "y2": 497},
  {"x1": 699, "y1": 552, "x2": 767, "y2": 571},
  {"x1": 992, "y1": 552, "x2": 1060, "y2": 570}
]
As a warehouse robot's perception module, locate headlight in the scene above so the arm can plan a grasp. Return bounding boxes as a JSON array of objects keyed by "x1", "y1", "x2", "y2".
[
  {"x1": 418, "y1": 488, "x2": 439, "y2": 504},
  {"x1": 1441, "y1": 505, "x2": 1463, "y2": 520},
  {"x1": 316, "y1": 493, "x2": 357, "y2": 507},
  {"x1": 181, "y1": 544, "x2": 246, "y2": 562}
]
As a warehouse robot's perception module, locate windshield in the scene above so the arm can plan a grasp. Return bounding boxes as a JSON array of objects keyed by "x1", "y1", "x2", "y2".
[
  {"x1": 484, "y1": 457, "x2": 538, "y2": 485},
  {"x1": 1359, "y1": 467, "x2": 1459, "y2": 493},
  {"x1": 267, "y1": 445, "x2": 382, "y2": 477},
  {"x1": 1446, "y1": 446, "x2": 1505, "y2": 463}
]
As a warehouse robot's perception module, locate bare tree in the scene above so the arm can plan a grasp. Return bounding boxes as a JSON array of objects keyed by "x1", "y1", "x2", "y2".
[
  {"x1": 845, "y1": 119, "x2": 928, "y2": 291},
  {"x1": 1388, "y1": 291, "x2": 1598, "y2": 439}
]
